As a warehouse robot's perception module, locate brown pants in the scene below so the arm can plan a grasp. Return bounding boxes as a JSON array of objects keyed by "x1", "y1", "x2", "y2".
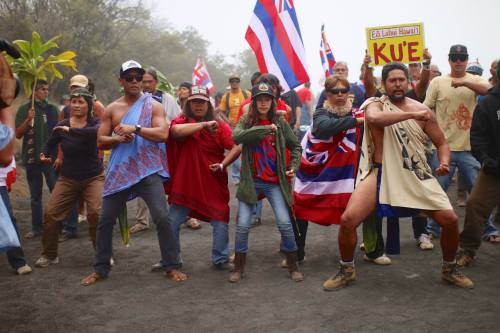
[
  {"x1": 42, "y1": 173, "x2": 104, "y2": 259},
  {"x1": 460, "y1": 169, "x2": 500, "y2": 254}
]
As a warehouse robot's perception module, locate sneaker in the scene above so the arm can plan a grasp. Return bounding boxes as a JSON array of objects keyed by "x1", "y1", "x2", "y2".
[
  {"x1": 323, "y1": 264, "x2": 356, "y2": 291},
  {"x1": 280, "y1": 256, "x2": 306, "y2": 268},
  {"x1": 185, "y1": 218, "x2": 202, "y2": 230},
  {"x1": 59, "y1": 232, "x2": 77, "y2": 243},
  {"x1": 359, "y1": 242, "x2": 365, "y2": 251},
  {"x1": 417, "y1": 234, "x2": 434, "y2": 250},
  {"x1": 251, "y1": 217, "x2": 262, "y2": 228},
  {"x1": 456, "y1": 249, "x2": 476, "y2": 267},
  {"x1": 363, "y1": 254, "x2": 392, "y2": 265},
  {"x1": 35, "y1": 256, "x2": 59, "y2": 268},
  {"x1": 110, "y1": 257, "x2": 115, "y2": 266},
  {"x1": 151, "y1": 262, "x2": 163, "y2": 272},
  {"x1": 129, "y1": 223, "x2": 150, "y2": 234},
  {"x1": 442, "y1": 263, "x2": 474, "y2": 289},
  {"x1": 16, "y1": 264, "x2": 33, "y2": 275},
  {"x1": 78, "y1": 214, "x2": 87, "y2": 223}
]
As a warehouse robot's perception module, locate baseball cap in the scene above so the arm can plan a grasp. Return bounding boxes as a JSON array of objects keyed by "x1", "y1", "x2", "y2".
[
  {"x1": 449, "y1": 45, "x2": 468, "y2": 56},
  {"x1": 69, "y1": 74, "x2": 88, "y2": 88},
  {"x1": 187, "y1": 85, "x2": 210, "y2": 102},
  {"x1": 119, "y1": 60, "x2": 145, "y2": 77},
  {"x1": 179, "y1": 81, "x2": 193, "y2": 90},
  {"x1": 466, "y1": 61, "x2": 483, "y2": 76},
  {"x1": 251, "y1": 83, "x2": 274, "y2": 99},
  {"x1": 229, "y1": 75, "x2": 240, "y2": 82}
]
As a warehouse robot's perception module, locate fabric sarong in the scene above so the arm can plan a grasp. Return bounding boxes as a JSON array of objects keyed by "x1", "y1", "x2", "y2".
[
  {"x1": 103, "y1": 93, "x2": 169, "y2": 197},
  {"x1": 293, "y1": 112, "x2": 361, "y2": 225},
  {"x1": 358, "y1": 96, "x2": 452, "y2": 214}
]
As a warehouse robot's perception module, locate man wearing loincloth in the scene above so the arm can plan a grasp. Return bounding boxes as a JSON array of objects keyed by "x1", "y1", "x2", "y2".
[{"x1": 323, "y1": 62, "x2": 473, "y2": 291}]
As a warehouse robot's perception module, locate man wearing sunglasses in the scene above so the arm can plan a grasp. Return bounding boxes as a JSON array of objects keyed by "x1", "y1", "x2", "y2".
[
  {"x1": 424, "y1": 45, "x2": 491, "y2": 240},
  {"x1": 81, "y1": 60, "x2": 187, "y2": 286}
]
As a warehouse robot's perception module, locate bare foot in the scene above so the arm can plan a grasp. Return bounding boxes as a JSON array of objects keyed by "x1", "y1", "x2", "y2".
[
  {"x1": 166, "y1": 269, "x2": 188, "y2": 282},
  {"x1": 81, "y1": 272, "x2": 102, "y2": 286},
  {"x1": 487, "y1": 235, "x2": 500, "y2": 244}
]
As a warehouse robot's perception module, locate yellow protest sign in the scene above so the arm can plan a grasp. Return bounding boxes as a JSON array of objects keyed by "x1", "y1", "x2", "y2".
[{"x1": 366, "y1": 23, "x2": 425, "y2": 66}]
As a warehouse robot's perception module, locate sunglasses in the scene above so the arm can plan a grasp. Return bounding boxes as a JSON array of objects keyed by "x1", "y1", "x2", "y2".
[
  {"x1": 449, "y1": 54, "x2": 468, "y2": 62},
  {"x1": 122, "y1": 73, "x2": 143, "y2": 82},
  {"x1": 329, "y1": 88, "x2": 349, "y2": 95}
]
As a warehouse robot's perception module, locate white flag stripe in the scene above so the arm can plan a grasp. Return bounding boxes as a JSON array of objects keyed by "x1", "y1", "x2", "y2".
[
  {"x1": 294, "y1": 178, "x2": 354, "y2": 195},
  {"x1": 280, "y1": 11, "x2": 308, "y2": 77}
]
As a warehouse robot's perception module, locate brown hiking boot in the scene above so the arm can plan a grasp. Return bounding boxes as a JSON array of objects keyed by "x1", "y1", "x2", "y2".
[
  {"x1": 229, "y1": 253, "x2": 246, "y2": 283},
  {"x1": 456, "y1": 249, "x2": 476, "y2": 267},
  {"x1": 284, "y1": 252, "x2": 304, "y2": 282},
  {"x1": 441, "y1": 263, "x2": 474, "y2": 289},
  {"x1": 323, "y1": 263, "x2": 356, "y2": 291}
]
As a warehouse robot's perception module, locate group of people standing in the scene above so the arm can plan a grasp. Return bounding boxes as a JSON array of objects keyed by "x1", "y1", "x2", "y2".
[{"x1": 2, "y1": 43, "x2": 500, "y2": 291}]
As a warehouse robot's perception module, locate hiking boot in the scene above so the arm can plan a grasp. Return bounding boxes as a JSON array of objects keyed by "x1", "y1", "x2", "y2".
[
  {"x1": 284, "y1": 252, "x2": 304, "y2": 282},
  {"x1": 323, "y1": 263, "x2": 356, "y2": 291},
  {"x1": 229, "y1": 253, "x2": 246, "y2": 283},
  {"x1": 442, "y1": 263, "x2": 474, "y2": 289},
  {"x1": 280, "y1": 256, "x2": 306, "y2": 268},
  {"x1": 35, "y1": 256, "x2": 60, "y2": 268},
  {"x1": 363, "y1": 254, "x2": 392, "y2": 265},
  {"x1": 417, "y1": 234, "x2": 434, "y2": 250},
  {"x1": 16, "y1": 264, "x2": 33, "y2": 275},
  {"x1": 456, "y1": 249, "x2": 476, "y2": 267}
]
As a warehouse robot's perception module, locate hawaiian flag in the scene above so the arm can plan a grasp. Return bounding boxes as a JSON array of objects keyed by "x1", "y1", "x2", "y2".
[
  {"x1": 192, "y1": 58, "x2": 215, "y2": 94},
  {"x1": 246, "y1": 0, "x2": 310, "y2": 91},
  {"x1": 320, "y1": 24, "x2": 336, "y2": 78},
  {"x1": 293, "y1": 112, "x2": 362, "y2": 226}
]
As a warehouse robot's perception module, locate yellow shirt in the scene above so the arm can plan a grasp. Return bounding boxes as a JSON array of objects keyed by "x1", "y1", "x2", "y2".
[
  {"x1": 424, "y1": 73, "x2": 486, "y2": 151},
  {"x1": 219, "y1": 89, "x2": 250, "y2": 126}
]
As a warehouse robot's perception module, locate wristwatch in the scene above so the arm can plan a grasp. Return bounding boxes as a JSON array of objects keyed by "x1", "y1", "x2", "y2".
[{"x1": 135, "y1": 124, "x2": 142, "y2": 134}]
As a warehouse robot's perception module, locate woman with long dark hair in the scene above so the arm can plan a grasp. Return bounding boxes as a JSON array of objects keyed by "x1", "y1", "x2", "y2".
[
  {"x1": 35, "y1": 88, "x2": 104, "y2": 267},
  {"x1": 230, "y1": 83, "x2": 303, "y2": 283}
]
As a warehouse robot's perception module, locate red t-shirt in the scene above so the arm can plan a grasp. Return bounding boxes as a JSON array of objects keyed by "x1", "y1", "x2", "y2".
[
  {"x1": 296, "y1": 87, "x2": 313, "y2": 104},
  {"x1": 252, "y1": 119, "x2": 279, "y2": 184},
  {"x1": 166, "y1": 115, "x2": 234, "y2": 222}
]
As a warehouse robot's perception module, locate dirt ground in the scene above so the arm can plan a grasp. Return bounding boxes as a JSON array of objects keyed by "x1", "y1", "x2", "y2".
[{"x1": 1, "y1": 168, "x2": 499, "y2": 333}]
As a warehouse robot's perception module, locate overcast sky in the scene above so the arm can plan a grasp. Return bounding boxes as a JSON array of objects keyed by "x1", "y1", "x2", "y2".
[{"x1": 150, "y1": 0, "x2": 500, "y2": 92}]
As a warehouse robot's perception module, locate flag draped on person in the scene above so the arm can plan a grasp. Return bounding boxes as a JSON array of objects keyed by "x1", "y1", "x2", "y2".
[
  {"x1": 320, "y1": 24, "x2": 336, "y2": 78},
  {"x1": 293, "y1": 110, "x2": 363, "y2": 226},
  {"x1": 245, "y1": 0, "x2": 310, "y2": 91},
  {"x1": 192, "y1": 58, "x2": 215, "y2": 94}
]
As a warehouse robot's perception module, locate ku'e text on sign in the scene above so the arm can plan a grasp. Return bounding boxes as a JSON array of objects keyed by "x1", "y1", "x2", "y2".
[{"x1": 366, "y1": 23, "x2": 425, "y2": 67}]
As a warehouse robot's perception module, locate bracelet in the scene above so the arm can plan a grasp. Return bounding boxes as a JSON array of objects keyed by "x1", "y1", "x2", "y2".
[
  {"x1": 422, "y1": 62, "x2": 431, "y2": 71},
  {"x1": 219, "y1": 163, "x2": 224, "y2": 171}
]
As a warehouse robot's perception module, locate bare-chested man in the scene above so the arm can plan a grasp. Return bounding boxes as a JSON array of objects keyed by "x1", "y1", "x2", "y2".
[
  {"x1": 81, "y1": 60, "x2": 187, "y2": 286},
  {"x1": 323, "y1": 62, "x2": 473, "y2": 291}
]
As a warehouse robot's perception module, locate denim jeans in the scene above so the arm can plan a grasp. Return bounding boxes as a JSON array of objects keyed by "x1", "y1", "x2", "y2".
[
  {"x1": 231, "y1": 157, "x2": 241, "y2": 182},
  {"x1": 235, "y1": 180, "x2": 297, "y2": 253},
  {"x1": 426, "y1": 151, "x2": 499, "y2": 237},
  {"x1": 25, "y1": 163, "x2": 78, "y2": 235},
  {"x1": 1, "y1": 186, "x2": 27, "y2": 269},
  {"x1": 252, "y1": 201, "x2": 263, "y2": 219},
  {"x1": 93, "y1": 174, "x2": 180, "y2": 277},
  {"x1": 25, "y1": 163, "x2": 58, "y2": 234},
  {"x1": 169, "y1": 204, "x2": 228, "y2": 264}
]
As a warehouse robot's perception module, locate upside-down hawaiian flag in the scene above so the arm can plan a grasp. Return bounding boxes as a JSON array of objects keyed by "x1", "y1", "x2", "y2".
[
  {"x1": 320, "y1": 24, "x2": 336, "y2": 78},
  {"x1": 293, "y1": 110, "x2": 363, "y2": 226},
  {"x1": 246, "y1": 0, "x2": 310, "y2": 91},
  {"x1": 192, "y1": 58, "x2": 215, "y2": 94}
]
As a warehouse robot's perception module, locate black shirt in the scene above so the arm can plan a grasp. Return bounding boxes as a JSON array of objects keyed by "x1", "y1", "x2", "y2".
[{"x1": 44, "y1": 118, "x2": 102, "y2": 180}]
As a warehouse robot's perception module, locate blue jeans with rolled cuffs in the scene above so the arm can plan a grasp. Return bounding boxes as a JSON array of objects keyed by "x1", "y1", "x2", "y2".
[
  {"x1": 235, "y1": 180, "x2": 297, "y2": 254},
  {"x1": 169, "y1": 204, "x2": 229, "y2": 265}
]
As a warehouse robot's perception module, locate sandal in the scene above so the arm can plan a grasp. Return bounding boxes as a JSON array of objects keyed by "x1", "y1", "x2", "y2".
[
  {"x1": 81, "y1": 272, "x2": 102, "y2": 286},
  {"x1": 129, "y1": 223, "x2": 149, "y2": 234},
  {"x1": 487, "y1": 235, "x2": 500, "y2": 244},
  {"x1": 166, "y1": 269, "x2": 188, "y2": 282}
]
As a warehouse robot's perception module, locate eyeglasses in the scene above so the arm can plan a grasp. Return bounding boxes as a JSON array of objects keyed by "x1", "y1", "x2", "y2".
[
  {"x1": 122, "y1": 73, "x2": 143, "y2": 82},
  {"x1": 329, "y1": 88, "x2": 349, "y2": 95},
  {"x1": 449, "y1": 54, "x2": 468, "y2": 62}
]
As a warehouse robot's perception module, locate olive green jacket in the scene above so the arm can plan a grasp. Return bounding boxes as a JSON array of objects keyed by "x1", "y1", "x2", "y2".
[{"x1": 232, "y1": 114, "x2": 302, "y2": 208}]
